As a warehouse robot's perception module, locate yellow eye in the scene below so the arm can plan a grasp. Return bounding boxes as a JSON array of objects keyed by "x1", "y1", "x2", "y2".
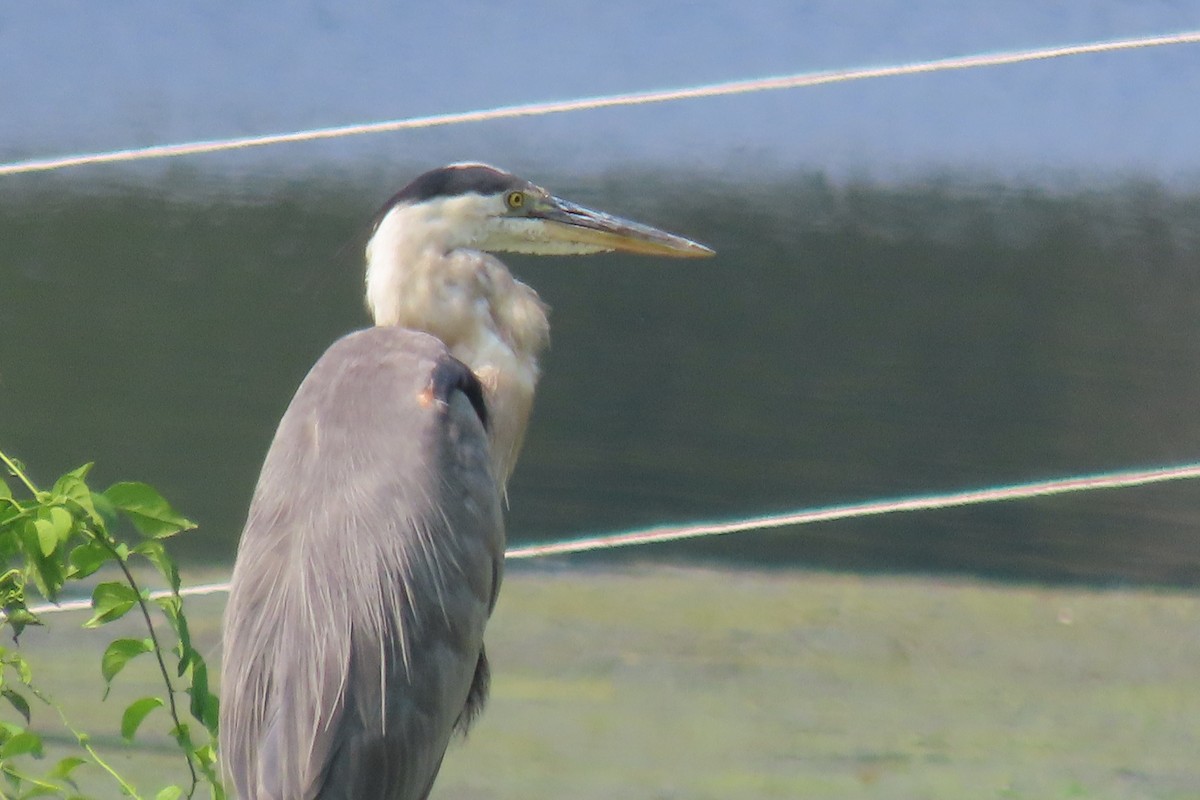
[{"x1": 505, "y1": 190, "x2": 526, "y2": 210}]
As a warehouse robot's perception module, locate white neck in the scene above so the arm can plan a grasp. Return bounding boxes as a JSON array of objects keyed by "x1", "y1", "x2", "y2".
[{"x1": 365, "y1": 200, "x2": 550, "y2": 484}]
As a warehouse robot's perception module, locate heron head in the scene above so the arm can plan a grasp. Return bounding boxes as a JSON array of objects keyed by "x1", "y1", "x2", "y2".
[
  {"x1": 364, "y1": 164, "x2": 713, "y2": 483},
  {"x1": 369, "y1": 162, "x2": 715, "y2": 259}
]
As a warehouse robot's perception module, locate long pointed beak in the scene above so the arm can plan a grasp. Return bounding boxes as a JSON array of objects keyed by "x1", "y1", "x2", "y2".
[{"x1": 532, "y1": 197, "x2": 715, "y2": 258}]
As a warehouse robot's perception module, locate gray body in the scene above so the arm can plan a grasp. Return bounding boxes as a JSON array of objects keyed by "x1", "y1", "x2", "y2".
[{"x1": 221, "y1": 327, "x2": 503, "y2": 799}]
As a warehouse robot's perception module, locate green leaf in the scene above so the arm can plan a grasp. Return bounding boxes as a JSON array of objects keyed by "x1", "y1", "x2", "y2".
[
  {"x1": 132, "y1": 540, "x2": 180, "y2": 593},
  {"x1": 49, "y1": 506, "x2": 73, "y2": 544},
  {"x1": 84, "y1": 582, "x2": 139, "y2": 628},
  {"x1": 192, "y1": 742, "x2": 218, "y2": 768},
  {"x1": 0, "y1": 478, "x2": 11, "y2": 501},
  {"x1": 64, "y1": 463, "x2": 92, "y2": 481},
  {"x1": 102, "y1": 482, "x2": 195, "y2": 539},
  {"x1": 34, "y1": 519, "x2": 58, "y2": 558},
  {"x1": 89, "y1": 490, "x2": 119, "y2": 532},
  {"x1": 0, "y1": 500, "x2": 20, "y2": 529},
  {"x1": 18, "y1": 523, "x2": 66, "y2": 603},
  {"x1": 155, "y1": 786, "x2": 183, "y2": 800},
  {"x1": 33, "y1": 507, "x2": 72, "y2": 557},
  {"x1": 47, "y1": 755, "x2": 87, "y2": 782},
  {"x1": 7, "y1": 654, "x2": 32, "y2": 685},
  {"x1": 154, "y1": 594, "x2": 182, "y2": 625},
  {"x1": 200, "y1": 693, "x2": 219, "y2": 735},
  {"x1": 2, "y1": 609, "x2": 38, "y2": 641},
  {"x1": 101, "y1": 638, "x2": 153, "y2": 689},
  {"x1": 167, "y1": 721, "x2": 191, "y2": 748},
  {"x1": 188, "y1": 659, "x2": 210, "y2": 725},
  {"x1": 1, "y1": 688, "x2": 30, "y2": 724},
  {"x1": 173, "y1": 616, "x2": 194, "y2": 676},
  {"x1": 120, "y1": 696, "x2": 163, "y2": 741},
  {"x1": 52, "y1": 470, "x2": 96, "y2": 522},
  {"x1": 18, "y1": 519, "x2": 41, "y2": 557},
  {"x1": 0, "y1": 730, "x2": 42, "y2": 758},
  {"x1": 68, "y1": 540, "x2": 111, "y2": 579}
]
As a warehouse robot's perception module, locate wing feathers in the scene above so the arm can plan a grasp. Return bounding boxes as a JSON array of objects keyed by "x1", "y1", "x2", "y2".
[{"x1": 221, "y1": 328, "x2": 504, "y2": 800}]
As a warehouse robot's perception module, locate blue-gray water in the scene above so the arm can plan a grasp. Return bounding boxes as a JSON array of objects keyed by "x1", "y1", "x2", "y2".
[
  {"x1": 3, "y1": 171, "x2": 1200, "y2": 584},
  {"x1": 3, "y1": 2, "x2": 1200, "y2": 583}
]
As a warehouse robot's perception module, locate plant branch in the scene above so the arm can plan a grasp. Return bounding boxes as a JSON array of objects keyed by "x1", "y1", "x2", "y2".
[
  {"x1": 99, "y1": 537, "x2": 199, "y2": 796},
  {"x1": 25, "y1": 682, "x2": 143, "y2": 799},
  {"x1": 0, "y1": 450, "x2": 39, "y2": 497}
]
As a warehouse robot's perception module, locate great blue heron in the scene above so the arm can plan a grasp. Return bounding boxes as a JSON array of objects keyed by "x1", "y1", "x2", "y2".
[{"x1": 219, "y1": 163, "x2": 712, "y2": 799}]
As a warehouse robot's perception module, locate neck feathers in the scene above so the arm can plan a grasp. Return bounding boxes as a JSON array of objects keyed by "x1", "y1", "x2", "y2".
[{"x1": 365, "y1": 202, "x2": 550, "y2": 483}]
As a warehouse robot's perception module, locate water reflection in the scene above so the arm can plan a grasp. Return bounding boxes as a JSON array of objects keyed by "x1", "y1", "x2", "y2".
[{"x1": 2, "y1": 171, "x2": 1199, "y2": 583}]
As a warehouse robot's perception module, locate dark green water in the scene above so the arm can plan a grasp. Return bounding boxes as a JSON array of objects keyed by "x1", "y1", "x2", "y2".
[{"x1": 4, "y1": 169, "x2": 1200, "y2": 584}]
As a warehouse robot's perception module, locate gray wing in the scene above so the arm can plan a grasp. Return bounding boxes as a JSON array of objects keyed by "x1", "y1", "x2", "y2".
[{"x1": 220, "y1": 327, "x2": 505, "y2": 800}]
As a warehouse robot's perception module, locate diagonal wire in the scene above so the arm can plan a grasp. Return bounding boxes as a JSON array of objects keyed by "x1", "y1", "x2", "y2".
[
  {"x1": 2, "y1": 30, "x2": 1199, "y2": 177},
  {"x1": 22, "y1": 460, "x2": 1200, "y2": 617},
  {"x1": 505, "y1": 462, "x2": 1200, "y2": 559},
  {"x1": 9, "y1": 29, "x2": 1200, "y2": 613}
]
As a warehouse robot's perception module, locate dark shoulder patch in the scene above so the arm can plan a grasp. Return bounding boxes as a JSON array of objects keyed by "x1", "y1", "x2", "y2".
[{"x1": 429, "y1": 356, "x2": 490, "y2": 431}]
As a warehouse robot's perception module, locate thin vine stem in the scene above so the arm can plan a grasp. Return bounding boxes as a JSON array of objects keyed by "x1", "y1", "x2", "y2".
[
  {"x1": 25, "y1": 682, "x2": 143, "y2": 800},
  {"x1": 96, "y1": 535, "x2": 199, "y2": 797},
  {"x1": 0, "y1": 452, "x2": 38, "y2": 497}
]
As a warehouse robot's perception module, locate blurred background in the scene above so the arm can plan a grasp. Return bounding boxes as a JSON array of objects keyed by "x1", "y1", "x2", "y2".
[{"x1": 4, "y1": 1, "x2": 1200, "y2": 584}]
